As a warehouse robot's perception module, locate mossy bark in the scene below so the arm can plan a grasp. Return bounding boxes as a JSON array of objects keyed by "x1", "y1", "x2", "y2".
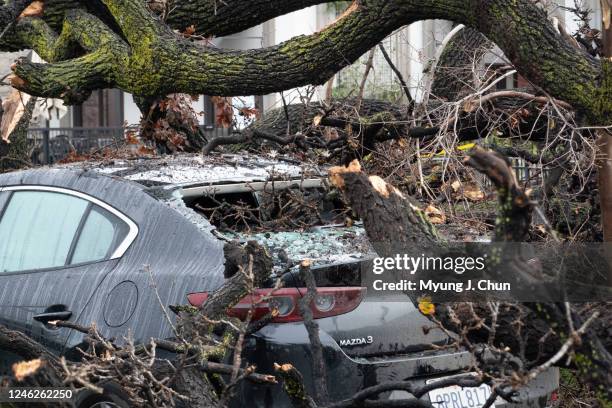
[
  {"x1": 431, "y1": 27, "x2": 492, "y2": 101},
  {"x1": 0, "y1": 0, "x2": 331, "y2": 51},
  {"x1": 5, "y1": 0, "x2": 610, "y2": 126},
  {"x1": 0, "y1": 97, "x2": 35, "y2": 172},
  {"x1": 330, "y1": 153, "x2": 612, "y2": 398}
]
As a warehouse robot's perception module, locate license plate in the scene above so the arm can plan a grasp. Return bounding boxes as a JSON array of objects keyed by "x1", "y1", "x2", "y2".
[{"x1": 426, "y1": 374, "x2": 495, "y2": 408}]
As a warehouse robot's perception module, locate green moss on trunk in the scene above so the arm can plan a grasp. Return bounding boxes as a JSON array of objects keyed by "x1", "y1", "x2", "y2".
[{"x1": 5, "y1": 0, "x2": 611, "y2": 126}]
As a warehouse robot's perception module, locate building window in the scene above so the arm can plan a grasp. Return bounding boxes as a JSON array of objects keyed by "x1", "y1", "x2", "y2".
[
  {"x1": 203, "y1": 96, "x2": 264, "y2": 128},
  {"x1": 491, "y1": 64, "x2": 521, "y2": 90},
  {"x1": 73, "y1": 89, "x2": 124, "y2": 128},
  {"x1": 203, "y1": 96, "x2": 215, "y2": 127}
]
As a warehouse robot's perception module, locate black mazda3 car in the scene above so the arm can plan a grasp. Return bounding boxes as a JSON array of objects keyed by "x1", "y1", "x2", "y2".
[{"x1": 0, "y1": 154, "x2": 558, "y2": 407}]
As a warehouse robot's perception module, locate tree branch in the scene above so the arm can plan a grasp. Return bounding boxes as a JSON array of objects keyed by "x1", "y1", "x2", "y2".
[
  {"x1": 378, "y1": 42, "x2": 413, "y2": 105},
  {"x1": 7, "y1": 0, "x2": 609, "y2": 123}
]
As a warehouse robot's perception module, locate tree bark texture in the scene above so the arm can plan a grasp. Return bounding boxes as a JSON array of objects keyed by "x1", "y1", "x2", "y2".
[
  {"x1": 431, "y1": 27, "x2": 492, "y2": 101},
  {"x1": 0, "y1": 97, "x2": 35, "y2": 172},
  {"x1": 328, "y1": 152, "x2": 612, "y2": 396},
  {"x1": 2, "y1": 0, "x2": 609, "y2": 125}
]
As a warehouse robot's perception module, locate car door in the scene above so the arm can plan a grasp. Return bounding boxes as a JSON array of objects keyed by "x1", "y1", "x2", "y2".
[{"x1": 0, "y1": 186, "x2": 138, "y2": 357}]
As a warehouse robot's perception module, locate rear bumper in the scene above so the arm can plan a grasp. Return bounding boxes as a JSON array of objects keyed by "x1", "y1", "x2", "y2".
[{"x1": 229, "y1": 322, "x2": 559, "y2": 408}]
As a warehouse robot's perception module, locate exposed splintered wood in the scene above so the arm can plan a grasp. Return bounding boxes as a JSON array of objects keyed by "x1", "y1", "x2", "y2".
[
  {"x1": 328, "y1": 159, "x2": 443, "y2": 257},
  {"x1": 328, "y1": 147, "x2": 533, "y2": 246},
  {"x1": 0, "y1": 326, "x2": 72, "y2": 408},
  {"x1": 0, "y1": 95, "x2": 35, "y2": 171},
  {"x1": 0, "y1": 325, "x2": 60, "y2": 367}
]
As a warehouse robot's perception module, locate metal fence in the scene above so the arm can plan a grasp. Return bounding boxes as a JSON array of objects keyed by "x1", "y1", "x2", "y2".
[
  {"x1": 481, "y1": 157, "x2": 547, "y2": 189},
  {"x1": 28, "y1": 127, "x2": 125, "y2": 164},
  {"x1": 510, "y1": 157, "x2": 545, "y2": 187},
  {"x1": 27, "y1": 126, "x2": 232, "y2": 164},
  {"x1": 201, "y1": 126, "x2": 232, "y2": 140}
]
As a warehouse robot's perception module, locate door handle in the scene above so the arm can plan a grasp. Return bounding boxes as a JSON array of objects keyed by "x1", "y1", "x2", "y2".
[{"x1": 33, "y1": 311, "x2": 72, "y2": 324}]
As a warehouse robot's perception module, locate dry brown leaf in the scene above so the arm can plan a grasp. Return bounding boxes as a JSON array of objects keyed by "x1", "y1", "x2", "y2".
[
  {"x1": 18, "y1": 1, "x2": 44, "y2": 20},
  {"x1": 1, "y1": 89, "x2": 31, "y2": 143},
  {"x1": 450, "y1": 180, "x2": 462, "y2": 192},
  {"x1": 183, "y1": 25, "x2": 196, "y2": 37},
  {"x1": 8, "y1": 74, "x2": 26, "y2": 89},
  {"x1": 462, "y1": 99, "x2": 476, "y2": 113},
  {"x1": 239, "y1": 106, "x2": 259, "y2": 119},
  {"x1": 12, "y1": 359, "x2": 42, "y2": 381},
  {"x1": 210, "y1": 96, "x2": 233, "y2": 128},
  {"x1": 424, "y1": 205, "x2": 446, "y2": 224},
  {"x1": 461, "y1": 184, "x2": 485, "y2": 201}
]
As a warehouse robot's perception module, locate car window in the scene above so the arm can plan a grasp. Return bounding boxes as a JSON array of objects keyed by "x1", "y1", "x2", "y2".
[
  {"x1": 184, "y1": 186, "x2": 351, "y2": 233},
  {"x1": 0, "y1": 191, "x2": 89, "y2": 273},
  {"x1": 70, "y1": 206, "x2": 129, "y2": 265}
]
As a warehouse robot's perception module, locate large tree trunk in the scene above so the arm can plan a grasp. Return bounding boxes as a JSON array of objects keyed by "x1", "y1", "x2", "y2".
[
  {"x1": 2, "y1": 0, "x2": 609, "y2": 126},
  {"x1": 430, "y1": 27, "x2": 492, "y2": 101}
]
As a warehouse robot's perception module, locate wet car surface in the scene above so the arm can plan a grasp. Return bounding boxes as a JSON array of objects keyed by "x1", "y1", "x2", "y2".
[{"x1": 0, "y1": 154, "x2": 558, "y2": 407}]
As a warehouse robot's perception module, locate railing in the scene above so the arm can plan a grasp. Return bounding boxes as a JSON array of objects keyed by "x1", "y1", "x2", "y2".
[
  {"x1": 430, "y1": 156, "x2": 547, "y2": 191},
  {"x1": 481, "y1": 157, "x2": 548, "y2": 189},
  {"x1": 202, "y1": 126, "x2": 232, "y2": 140},
  {"x1": 28, "y1": 127, "x2": 125, "y2": 164},
  {"x1": 27, "y1": 126, "x2": 232, "y2": 164}
]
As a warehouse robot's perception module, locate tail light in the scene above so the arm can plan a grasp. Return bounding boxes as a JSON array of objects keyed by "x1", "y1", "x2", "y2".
[{"x1": 187, "y1": 287, "x2": 365, "y2": 323}]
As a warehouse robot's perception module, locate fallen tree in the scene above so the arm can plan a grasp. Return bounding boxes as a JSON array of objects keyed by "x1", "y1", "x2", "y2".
[
  {"x1": 0, "y1": 0, "x2": 611, "y2": 406},
  {"x1": 3, "y1": 0, "x2": 609, "y2": 124},
  {"x1": 202, "y1": 95, "x2": 573, "y2": 157},
  {"x1": 1, "y1": 149, "x2": 611, "y2": 407},
  {"x1": 327, "y1": 148, "x2": 612, "y2": 400}
]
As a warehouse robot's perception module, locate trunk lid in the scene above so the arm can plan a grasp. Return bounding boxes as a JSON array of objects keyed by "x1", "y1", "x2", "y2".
[{"x1": 239, "y1": 226, "x2": 453, "y2": 357}]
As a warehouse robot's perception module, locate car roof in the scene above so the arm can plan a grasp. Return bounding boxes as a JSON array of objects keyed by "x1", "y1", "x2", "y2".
[{"x1": 55, "y1": 153, "x2": 325, "y2": 187}]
